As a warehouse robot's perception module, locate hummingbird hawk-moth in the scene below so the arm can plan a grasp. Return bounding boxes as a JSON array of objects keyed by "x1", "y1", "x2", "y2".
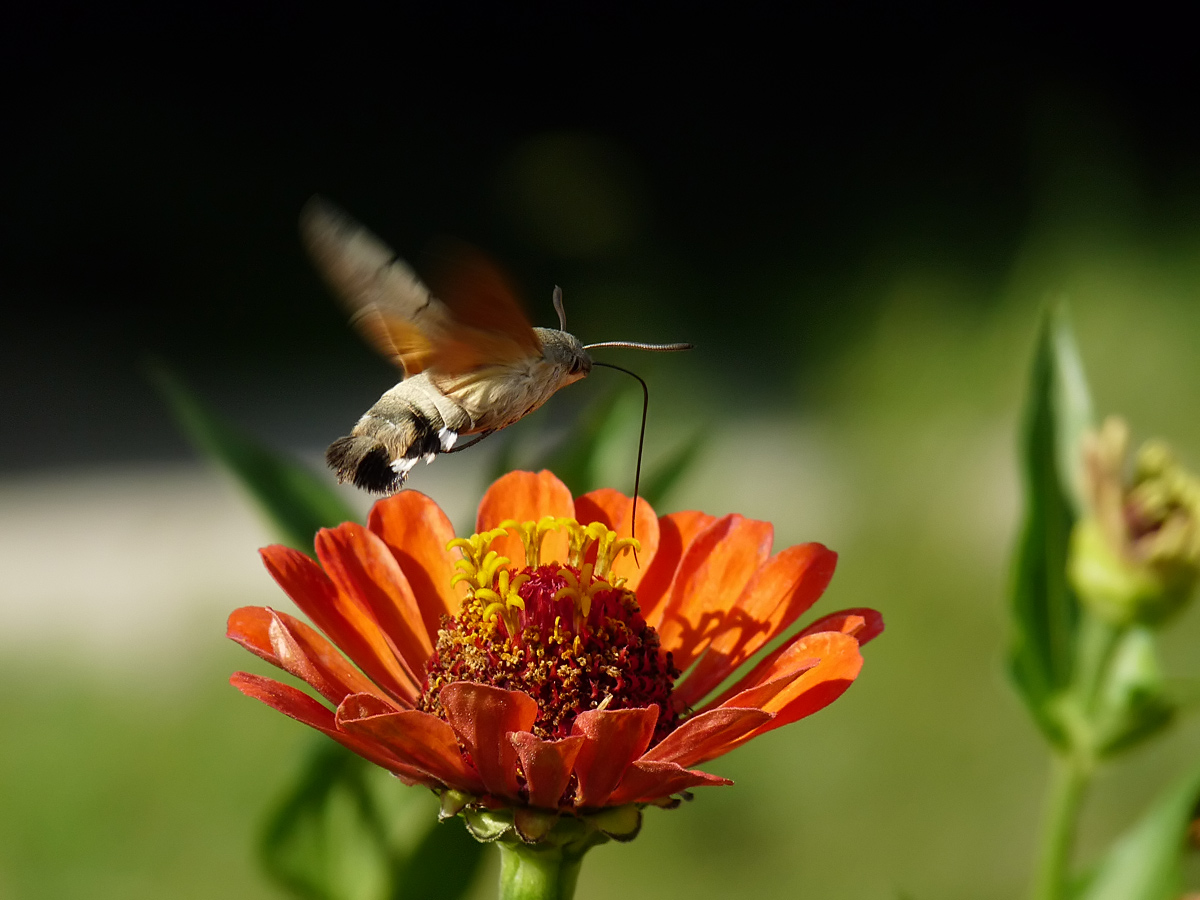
[{"x1": 301, "y1": 198, "x2": 691, "y2": 494}]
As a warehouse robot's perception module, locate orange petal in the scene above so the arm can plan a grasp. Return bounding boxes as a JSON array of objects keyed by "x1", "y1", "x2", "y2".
[
  {"x1": 228, "y1": 606, "x2": 275, "y2": 659},
  {"x1": 227, "y1": 606, "x2": 392, "y2": 707},
  {"x1": 573, "y1": 488, "x2": 659, "y2": 590},
  {"x1": 607, "y1": 760, "x2": 732, "y2": 806},
  {"x1": 642, "y1": 707, "x2": 774, "y2": 769},
  {"x1": 637, "y1": 511, "x2": 717, "y2": 627},
  {"x1": 335, "y1": 694, "x2": 485, "y2": 794},
  {"x1": 798, "y1": 607, "x2": 885, "y2": 645},
  {"x1": 476, "y1": 471, "x2": 574, "y2": 567},
  {"x1": 716, "y1": 665, "x2": 819, "y2": 712},
  {"x1": 702, "y1": 631, "x2": 864, "y2": 747},
  {"x1": 440, "y1": 683, "x2": 538, "y2": 801},
  {"x1": 337, "y1": 692, "x2": 397, "y2": 719},
  {"x1": 509, "y1": 733, "x2": 585, "y2": 810},
  {"x1": 754, "y1": 633, "x2": 863, "y2": 729},
  {"x1": 674, "y1": 543, "x2": 837, "y2": 707},
  {"x1": 655, "y1": 515, "x2": 775, "y2": 669},
  {"x1": 570, "y1": 706, "x2": 659, "y2": 808},
  {"x1": 260, "y1": 545, "x2": 419, "y2": 704},
  {"x1": 230, "y1": 672, "x2": 433, "y2": 786},
  {"x1": 315, "y1": 524, "x2": 433, "y2": 685},
  {"x1": 368, "y1": 490, "x2": 463, "y2": 642}
]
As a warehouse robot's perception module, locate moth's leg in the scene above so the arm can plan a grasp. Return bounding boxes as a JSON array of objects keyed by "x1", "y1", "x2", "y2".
[{"x1": 443, "y1": 430, "x2": 496, "y2": 454}]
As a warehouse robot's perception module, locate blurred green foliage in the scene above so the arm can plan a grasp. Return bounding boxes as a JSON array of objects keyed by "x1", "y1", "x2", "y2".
[
  {"x1": 149, "y1": 362, "x2": 356, "y2": 553},
  {"x1": 493, "y1": 384, "x2": 706, "y2": 509},
  {"x1": 1078, "y1": 757, "x2": 1200, "y2": 900}
]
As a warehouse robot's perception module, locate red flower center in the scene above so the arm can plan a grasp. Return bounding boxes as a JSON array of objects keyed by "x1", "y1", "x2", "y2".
[{"x1": 419, "y1": 522, "x2": 681, "y2": 745}]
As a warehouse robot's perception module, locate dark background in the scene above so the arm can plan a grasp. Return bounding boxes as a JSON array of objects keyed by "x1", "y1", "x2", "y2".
[{"x1": 4, "y1": 5, "x2": 1198, "y2": 470}]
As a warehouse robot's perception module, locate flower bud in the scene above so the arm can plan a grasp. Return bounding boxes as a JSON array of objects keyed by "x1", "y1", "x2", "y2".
[{"x1": 1068, "y1": 417, "x2": 1200, "y2": 626}]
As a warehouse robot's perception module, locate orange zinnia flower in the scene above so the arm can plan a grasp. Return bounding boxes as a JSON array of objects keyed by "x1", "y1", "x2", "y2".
[{"x1": 229, "y1": 470, "x2": 882, "y2": 842}]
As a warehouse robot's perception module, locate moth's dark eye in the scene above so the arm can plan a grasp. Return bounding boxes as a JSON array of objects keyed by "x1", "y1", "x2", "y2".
[{"x1": 569, "y1": 360, "x2": 582, "y2": 375}]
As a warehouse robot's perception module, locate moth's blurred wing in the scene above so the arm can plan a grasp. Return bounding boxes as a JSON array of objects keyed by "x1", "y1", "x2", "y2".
[
  {"x1": 301, "y1": 198, "x2": 542, "y2": 377},
  {"x1": 424, "y1": 240, "x2": 542, "y2": 372},
  {"x1": 301, "y1": 197, "x2": 450, "y2": 375}
]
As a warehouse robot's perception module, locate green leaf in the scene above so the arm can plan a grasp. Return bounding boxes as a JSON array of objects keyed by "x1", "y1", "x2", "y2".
[
  {"x1": 262, "y1": 741, "x2": 486, "y2": 900},
  {"x1": 639, "y1": 430, "x2": 706, "y2": 509},
  {"x1": 148, "y1": 361, "x2": 356, "y2": 550},
  {"x1": 391, "y1": 817, "x2": 486, "y2": 900},
  {"x1": 1008, "y1": 307, "x2": 1094, "y2": 746},
  {"x1": 260, "y1": 742, "x2": 392, "y2": 900},
  {"x1": 536, "y1": 387, "x2": 628, "y2": 497},
  {"x1": 1076, "y1": 756, "x2": 1200, "y2": 900}
]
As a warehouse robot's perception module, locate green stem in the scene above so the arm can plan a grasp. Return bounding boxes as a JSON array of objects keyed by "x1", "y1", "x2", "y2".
[
  {"x1": 1031, "y1": 612, "x2": 1118, "y2": 900},
  {"x1": 1031, "y1": 753, "x2": 1091, "y2": 900},
  {"x1": 497, "y1": 842, "x2": 584, "y2": 900},
  {"x1": 1074, "y1": 613, "x2": 1121, "y2": 716}
]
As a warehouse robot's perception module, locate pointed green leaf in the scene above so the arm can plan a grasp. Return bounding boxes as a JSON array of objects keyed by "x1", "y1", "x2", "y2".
[
  {"x1": 536, "y1": 387, "x2": 627, "y2": 497},
  {"x1": 260, "y1": 742, "x2": 391, "y2": 900},
  {"x1": 1077, "y1": 756, "x2": 1200, "y2": 900},
  {"x1": 639, "y1": 430, "x2": 706, "y2": 508},
  {"x1": 1009, "y1": 307, "x2": 1094, "y2": 746},
  {"x1": 149, "y1": 361, "x2": 356, "y2": 550},
  {"x1": 1047, "y1": 311, "x2": 1094, "y2": 516}
]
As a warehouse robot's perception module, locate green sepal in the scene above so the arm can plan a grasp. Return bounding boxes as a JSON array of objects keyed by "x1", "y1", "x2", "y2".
[
  {"x1": 463, "y1": 808, "x2": 516, "y2": 843},
  {"x1": 439, "y1": 790, "x2": 473, "y2": 822},
  {"x1": 458, "y1": 802, "x2": 646, "y2": 851},
  {"x1": 582, "y1": 804, "x2": 642, "y2": 842},
  {"x1": 645, "y1": 792, "x2": 686, "y2": 809},
  {"x1": 513, "y1": 808, "x2": 560, "y2": 844}
]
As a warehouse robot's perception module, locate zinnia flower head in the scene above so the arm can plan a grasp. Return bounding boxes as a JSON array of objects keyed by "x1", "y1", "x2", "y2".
[{"x1": 229, "y1": 471, "x2": 882, "y2": 845}]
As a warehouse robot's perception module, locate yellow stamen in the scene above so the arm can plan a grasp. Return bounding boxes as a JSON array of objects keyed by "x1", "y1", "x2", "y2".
[
  {"x1": 447, "y1": 517, "x2": 633, "y2": 628},
  {"x1": 446, "y1": 528, "x2": 511, "y2": 592},
  {"x1": 474, "y1": 588, "x2": 502, "y2": 605},
  {"x1": 500, "y1": 516, "x2": 567, "y2": 569}
]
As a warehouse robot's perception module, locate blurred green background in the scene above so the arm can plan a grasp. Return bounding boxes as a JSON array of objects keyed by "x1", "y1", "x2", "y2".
[{"x1": 3, "y1": 8, "x2": 1200, "y2": 899}]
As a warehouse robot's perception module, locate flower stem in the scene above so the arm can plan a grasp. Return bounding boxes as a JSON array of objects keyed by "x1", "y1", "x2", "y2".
[
  {"x1": 1031, "y1": 753, "x2": 1091, "y2": 900},
  {"x1": 497, "y1": 842, "x2": 584, "y2": 900},
  {"x1": 1074, "y1": 613, "x2": 1121, "y2": 716}
]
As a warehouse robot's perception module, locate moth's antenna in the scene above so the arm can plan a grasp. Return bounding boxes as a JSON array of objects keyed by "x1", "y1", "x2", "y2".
[
  {"x1": 584, "y1": 340, "x2": 693, "y2": 352},
  {"x1": 591, "y1": 360, "x2": 650, "y2": 567},
  {"x1": 553, "y1": 285, "x2": 567, "y2": 331}
]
